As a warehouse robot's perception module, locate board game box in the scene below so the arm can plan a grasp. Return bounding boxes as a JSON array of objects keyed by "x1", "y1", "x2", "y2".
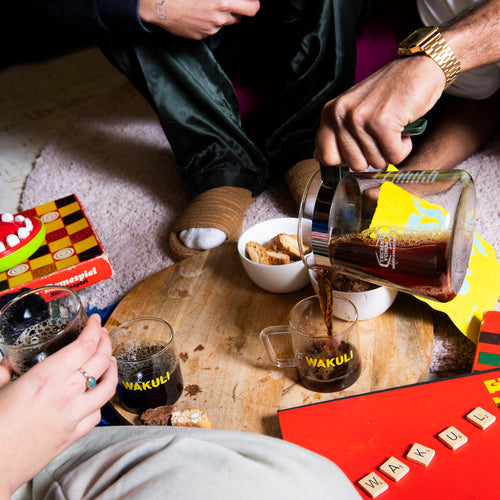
[
  {"x1": 473, "y1": 310, "x2": 500, "y2": 371},
  {"x1": 0, "y1": 194, "x2": 113, "y2": 297}
]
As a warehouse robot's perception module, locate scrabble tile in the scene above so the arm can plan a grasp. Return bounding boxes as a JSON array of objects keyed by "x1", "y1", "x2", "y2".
[
  {"x1": 357, "y1": 472, "x2": 389, "y2": 498},
  {"x1": 379, "y1": 457, "x2": 410, "y2": 482},
  {"x1": 437, "y1": 426, "x2": 468, "y2": 450},
  {"x1": 406, "y1": 443, "x2": 435, "y2": 466},
  {"x1": 466, "y1": 406, "x2": 496, "y2": 430}
]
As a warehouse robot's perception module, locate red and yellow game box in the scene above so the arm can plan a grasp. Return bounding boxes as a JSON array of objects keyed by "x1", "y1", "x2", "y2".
[{"x1": 0, "y1": 194, "x2": 113, "y2": 296}]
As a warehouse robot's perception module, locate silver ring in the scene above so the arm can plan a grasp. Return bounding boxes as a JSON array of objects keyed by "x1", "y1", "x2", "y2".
[{"x1": 79, "y1": 369, "x2": 97, "y2": 390}]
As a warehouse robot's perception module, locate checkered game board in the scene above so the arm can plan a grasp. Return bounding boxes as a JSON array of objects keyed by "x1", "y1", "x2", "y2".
[{"x1": 0, "y1": 194, "x2": 108, "y2": 292}]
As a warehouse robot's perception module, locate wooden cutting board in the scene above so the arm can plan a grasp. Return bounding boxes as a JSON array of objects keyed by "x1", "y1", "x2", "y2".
[{"x1": 106, "y1": 243, "x2": 434, "y2": 437}]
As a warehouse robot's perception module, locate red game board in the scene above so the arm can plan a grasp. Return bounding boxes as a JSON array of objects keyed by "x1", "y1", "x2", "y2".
[{"x1": 279, "y1": 369, "x2": 500, "y2": 499}]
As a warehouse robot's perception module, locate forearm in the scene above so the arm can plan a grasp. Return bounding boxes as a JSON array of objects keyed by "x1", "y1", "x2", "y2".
[
  {"x1": 137, "y1": 0, "x2": 260, "y2": 40},
  {"x1": 442, "y1": 0, "x2": 500, "y2": 72},
  {"x1": 0, "y1": 404, "x2": 57, "y2": 497},
  {"x1": 138, "y1": 0, "x2": 165, "y2": 27}
]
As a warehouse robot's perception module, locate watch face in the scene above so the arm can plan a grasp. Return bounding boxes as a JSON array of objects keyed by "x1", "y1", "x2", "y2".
[{"x1": 403, "y1": 27, "x2": 436, "y2": 48}]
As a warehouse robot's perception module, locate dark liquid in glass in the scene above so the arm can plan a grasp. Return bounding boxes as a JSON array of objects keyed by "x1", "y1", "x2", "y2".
[
  {"x1": 307, "y1": 269, "x2": 361, "y2": 392},
  {"x1": 8, "y1": 318, "x2": 84, "y2": 375},
  {"x1": 116, "y1": 343, "x2": 183, "y2": 414},
  {"x1": 328, "y1": 229, "x2": 454, "y2": 301},
  {"x1": 297, "y1": 340, "x2": 361, "y2": 393}
]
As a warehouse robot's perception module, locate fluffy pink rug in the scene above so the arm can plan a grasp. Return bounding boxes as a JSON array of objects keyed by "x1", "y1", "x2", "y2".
[{"x1": 22, "y1": 81, "x2": 500, "y2": 373}]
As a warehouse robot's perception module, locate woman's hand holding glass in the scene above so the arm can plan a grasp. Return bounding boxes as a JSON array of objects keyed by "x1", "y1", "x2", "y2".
[{"x1": 0, "y1": 314, "x2": 118, "y2": 498}]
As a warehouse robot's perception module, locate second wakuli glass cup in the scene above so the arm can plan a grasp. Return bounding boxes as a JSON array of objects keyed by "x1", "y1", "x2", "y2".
[
  {"x1": 110, "y1": 317, "x2": 184, "y2": 414},
  {"x1": 260, "y1": 295, "x2": 361, "y2": 393}
]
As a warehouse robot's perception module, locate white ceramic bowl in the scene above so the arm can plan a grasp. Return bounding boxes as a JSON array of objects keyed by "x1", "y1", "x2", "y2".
[
  {"x1": 308, "y1": 268, "x2": 398, "y2": 321},
  {"x1": 237, "y1": 217, "x2": 310, "y2": 293}
]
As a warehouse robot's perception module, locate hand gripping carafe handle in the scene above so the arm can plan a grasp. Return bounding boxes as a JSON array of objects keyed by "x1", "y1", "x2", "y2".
[{"x1": 319, "y1": 119, "x2": 427, "y2": 188}]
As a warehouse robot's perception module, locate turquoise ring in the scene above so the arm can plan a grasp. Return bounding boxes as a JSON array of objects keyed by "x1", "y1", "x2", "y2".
[{"x1": 79, "y1": 369, "x2": 97, "y2": 390}]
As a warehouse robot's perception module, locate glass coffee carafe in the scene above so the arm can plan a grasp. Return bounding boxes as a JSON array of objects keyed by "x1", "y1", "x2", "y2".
[{"x1": 298, "y1": 169, "x2": 476, "y2": 302}]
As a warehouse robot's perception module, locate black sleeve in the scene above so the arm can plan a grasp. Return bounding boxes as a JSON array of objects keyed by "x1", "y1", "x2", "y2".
[
  {"x1": 2, "y1": 0, "x2": 150, "y2": 65},
  {"x1": 7, "y1": 0, "x2": 148, "y2": 35}
]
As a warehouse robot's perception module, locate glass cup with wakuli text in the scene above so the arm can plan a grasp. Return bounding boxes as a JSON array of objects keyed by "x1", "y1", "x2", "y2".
[
  {"x1": 260, "y1": 295, "x2": 361, "y2": 393},
  {"x1": 110, "y1": 317, "x2": 183, "y2": 414}
]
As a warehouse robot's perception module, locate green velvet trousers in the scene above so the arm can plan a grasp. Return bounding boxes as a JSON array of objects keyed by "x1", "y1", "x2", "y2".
[{"x1": 100, "y1": 0, "x2": 372, "y2": 196}]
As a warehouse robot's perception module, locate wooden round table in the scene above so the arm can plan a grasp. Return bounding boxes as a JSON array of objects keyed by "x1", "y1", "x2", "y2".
[{"x1": 107, "y1": 244, "x2": 433, "y2": 437}]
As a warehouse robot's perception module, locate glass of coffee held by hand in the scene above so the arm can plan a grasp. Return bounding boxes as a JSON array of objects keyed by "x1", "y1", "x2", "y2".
[
  {"x1": 299, "y1": 169, "x2": 476, "y2": 302},
  {"x1": 0, "y1": 286, "x2": 87, "y2": 376},
  {"x1": 110, "y1": 317, "x2": 183, "y2": 414},
  {"x1": 260, "y1": 295, "x2": 361, "y2": 393}
]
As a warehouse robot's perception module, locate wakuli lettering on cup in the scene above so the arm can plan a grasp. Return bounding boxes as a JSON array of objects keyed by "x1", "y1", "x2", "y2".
[
  {"x1": 0, "y1": 286, "x2": 87, "y2": 375},
  {"x1": 260, "y1": 295, "x2": 361, "y2": 393},
  {"x1": 110, "y1": 317, "x2": 183, "y2": 414}
]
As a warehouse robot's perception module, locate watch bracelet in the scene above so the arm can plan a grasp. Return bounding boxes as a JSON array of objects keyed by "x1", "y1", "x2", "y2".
[{"x1": 424, "y1": 33, "x2": 461, "y2": 89}]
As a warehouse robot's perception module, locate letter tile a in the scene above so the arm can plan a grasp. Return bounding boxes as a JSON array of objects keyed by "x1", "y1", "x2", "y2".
[{"x1": 379, "y1": 457, "x2": 410, "y2": 482}]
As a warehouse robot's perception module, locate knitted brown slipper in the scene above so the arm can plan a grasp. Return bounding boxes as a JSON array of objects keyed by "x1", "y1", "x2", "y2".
[
  {"x1": 169, "y1": 186, "x2": 254, "y2": 261},
  {"x1": 285, "y1": 159, "x2": 321, "y2": 207}
]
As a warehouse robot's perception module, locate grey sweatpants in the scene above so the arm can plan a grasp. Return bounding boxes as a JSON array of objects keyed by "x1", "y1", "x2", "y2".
[{"x1": 14, "y1": 426, "x2": 361, "y2": 499}]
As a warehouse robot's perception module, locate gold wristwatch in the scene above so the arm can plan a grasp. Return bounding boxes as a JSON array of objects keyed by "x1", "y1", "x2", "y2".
[{"x1": 398, "y1": 26, "x2": 461, "y2": 89}]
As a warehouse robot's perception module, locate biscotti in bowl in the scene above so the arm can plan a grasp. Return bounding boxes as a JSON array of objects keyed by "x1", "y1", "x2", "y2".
[{"x1": 237, "y1": 218, "x2": 310, "y2": 293}]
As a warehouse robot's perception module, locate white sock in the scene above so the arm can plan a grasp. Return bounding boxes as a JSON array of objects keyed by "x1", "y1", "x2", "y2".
[{"x1": 179, "y1": 228, "x2": 227, "y2": 250}]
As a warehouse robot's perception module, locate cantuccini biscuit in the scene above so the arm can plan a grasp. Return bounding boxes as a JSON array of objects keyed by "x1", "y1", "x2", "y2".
[
  {"x1": 170, "y1": 408, "x2": 212, "y2": 428},
  {"x1": 246, "y1": 233, "x2": 310, "y2": 265},
  {"x1": 245, "y1": 241, "x2": 270, "y2": 264},
  {"x1": 269, "y1": 233, "x2": 302, "y2": 260},
  {"x1": 266, "y1": 250, "x2": 291, "y2": 265}
]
